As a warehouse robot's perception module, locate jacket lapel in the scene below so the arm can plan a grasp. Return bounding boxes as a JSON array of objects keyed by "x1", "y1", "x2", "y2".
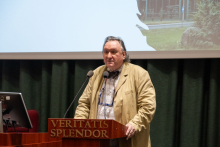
[{"x1": 115, "y1": 62, "x2": 129, "y2": 95}]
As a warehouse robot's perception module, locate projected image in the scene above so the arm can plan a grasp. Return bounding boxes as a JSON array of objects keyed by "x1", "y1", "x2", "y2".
[
  {"x1": 138, "y1": 0, "x2": 220, "y2": 51},
  {"x1": 0, "y1": 0, "x2": 155, "y2": 52}
]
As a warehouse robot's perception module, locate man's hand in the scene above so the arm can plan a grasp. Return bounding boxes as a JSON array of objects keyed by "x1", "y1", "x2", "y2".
[{"x1": 125, "y1": 123, "x2": 136, "y2": 140}]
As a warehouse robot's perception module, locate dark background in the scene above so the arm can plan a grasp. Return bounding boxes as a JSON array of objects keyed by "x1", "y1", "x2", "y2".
[{"x1": 0, "y1": 59, "x2": 219, "y2": 147}]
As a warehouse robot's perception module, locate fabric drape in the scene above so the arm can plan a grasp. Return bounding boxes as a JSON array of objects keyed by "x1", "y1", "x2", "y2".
[{"x1": 0, "y1": 59, "x2": 219, "y2": 147}]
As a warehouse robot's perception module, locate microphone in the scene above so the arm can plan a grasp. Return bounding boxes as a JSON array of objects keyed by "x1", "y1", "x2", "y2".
[
  {"x1": 63, "y1": 70, "x2": 94, "y2": 118},
  {"x1": 87, "y1": 70, "x2": 94, "y2": 78},
  {"x1": 103, "y1": 71, "x2": 109, "y2": 78},
  {"x1": 102, "y1": 71, "x2": 109, "y2": 119}
]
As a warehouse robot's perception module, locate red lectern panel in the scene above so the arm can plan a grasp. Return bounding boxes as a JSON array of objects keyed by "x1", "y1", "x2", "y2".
[{"x1": 0, "y1": 133, "x2": 61, "y2": 147}]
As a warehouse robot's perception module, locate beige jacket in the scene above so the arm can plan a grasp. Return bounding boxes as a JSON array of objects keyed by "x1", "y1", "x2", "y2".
[{"x1": 74, "y1": 62, "x2": 156, "y2": 147}]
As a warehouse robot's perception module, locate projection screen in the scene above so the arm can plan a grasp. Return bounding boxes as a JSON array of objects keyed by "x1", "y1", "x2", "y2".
[{"x1": 0, "y1": 0, "x2": 219, "y2": 59}]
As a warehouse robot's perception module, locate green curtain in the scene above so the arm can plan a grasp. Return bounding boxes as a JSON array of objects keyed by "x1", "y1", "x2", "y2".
[{"x1": 0, "y1": 59, "x2": 219, "y2": 147}]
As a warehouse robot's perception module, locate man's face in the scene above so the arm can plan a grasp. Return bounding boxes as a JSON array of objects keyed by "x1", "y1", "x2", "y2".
[{"x1": 103, "y1": 41, "x2": 126, "y2": 71}]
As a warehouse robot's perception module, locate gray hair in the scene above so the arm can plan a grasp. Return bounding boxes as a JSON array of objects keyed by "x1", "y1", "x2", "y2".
[{"x1": 103, "y1": 36, "x2": 130, "y2": 63}]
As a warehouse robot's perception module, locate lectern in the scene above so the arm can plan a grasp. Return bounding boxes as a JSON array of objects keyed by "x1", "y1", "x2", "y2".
[
  {"x1": 48, "y1": 119, "x2": 126, "y2": 147},
  {"x1": 0, "y1": 119, "x2": 126, "y2": 147}
]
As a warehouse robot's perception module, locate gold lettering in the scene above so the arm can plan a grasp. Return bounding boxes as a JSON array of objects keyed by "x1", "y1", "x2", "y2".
[
  {"x1": 101, "y1": 130, "x2": 109, "y2": 138},
  {"x1": 63, "y1": 129, "x2": 69, "y2": 137},
  {"x1": 84, "y1": 121, "x2": 91, "y2": 128},
  {"x1": 84, "y1": 130, "x2": 92, "y2": 137},
  {"x1": 66, "y1": 120, "x2": 72, "y2": 128},
  {"x1": 99, "y1": 121, "x2": 102, "y2": 128},
  {"x1": 91, "y1": 120, "x2": 98, "y2": 128},
  {"x1": 69, "y1": 129, "x2": 75, "y2": 137},
  {"x1": 77, "y1": 120, "x2": 85, "y2": 128},
  {"x1": 103, "y1": 121, "x2": 108, "y2": 128},
  {"x1": 59, "y1": 120, "x2": 65, "y2": 127},
  {"x1": 76, "y1": 129, "x2": 84, "y2": 137},
  {"x1": 51, "y1": 120, "x2": 59, "y2": 127},
  {"x1": 50, "y1": 129, "x2": 56, "y2": 137},
  {"x1": 56, "y1": 129, "x2": 62, "y2": 137},
  {"x1": 93, "y1": 130, "x2": 101, "y2": 138}
]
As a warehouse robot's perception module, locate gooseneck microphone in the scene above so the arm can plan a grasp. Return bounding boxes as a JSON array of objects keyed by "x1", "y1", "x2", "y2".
[
  {"x1": 103, "y1": 71, "x2": 109, "y2": 79},
  {"x1": 102, "y1": 71, "x2": 109, "y2": 119},
  {"x1": 87, "y1": 70, "x2": 94, "y2": 78},
  {"x1": 63, "y1": 70, "x2": 94, "y2": 118}
]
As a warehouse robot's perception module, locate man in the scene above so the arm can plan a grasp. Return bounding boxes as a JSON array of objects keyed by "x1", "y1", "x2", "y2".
[{"x1": 74, "y1": 36, "x2": 156, "y2": 147}]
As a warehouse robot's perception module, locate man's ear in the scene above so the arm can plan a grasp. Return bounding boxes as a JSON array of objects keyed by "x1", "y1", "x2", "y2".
[{"x1": 123, "y1": 51, "x2": 126, "y2": 59}]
